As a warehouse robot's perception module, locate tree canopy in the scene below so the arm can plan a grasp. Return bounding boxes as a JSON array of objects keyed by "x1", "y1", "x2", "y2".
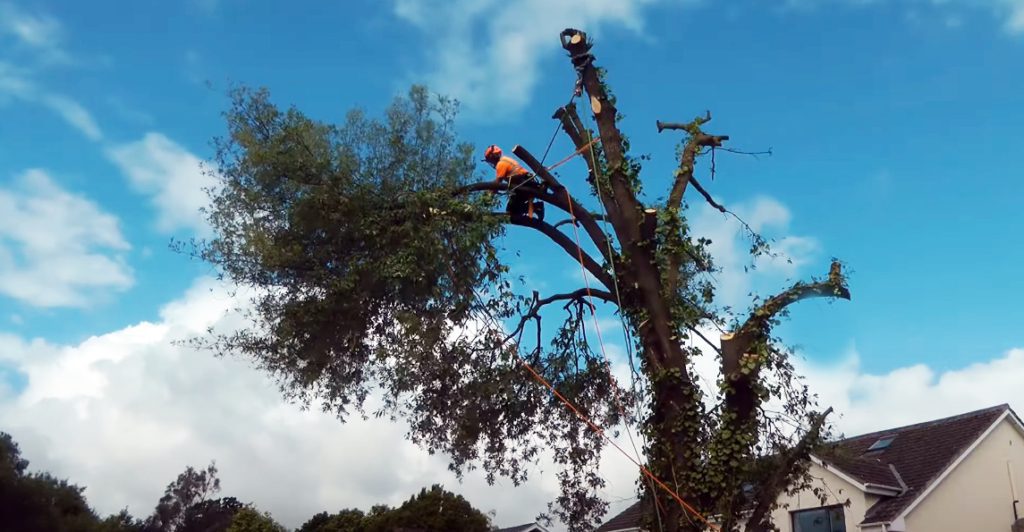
[
  {"x1": 194, "y1": 28, "x2": 850, "y2": 532},
  {"x1": 298, "y1": 485, "x2": 493, "y2": 532},
  {"x1": 2, "y1": 431, "x2": 501, "y2": 531}
]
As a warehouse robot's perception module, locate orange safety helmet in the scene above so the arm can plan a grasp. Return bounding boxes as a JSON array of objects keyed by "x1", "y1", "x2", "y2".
[{"x1": 483, "y1": 145, "x2": 502, "y2": 162}]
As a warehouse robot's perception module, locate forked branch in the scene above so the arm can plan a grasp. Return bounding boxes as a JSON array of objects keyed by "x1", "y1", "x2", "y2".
[
  {"x1": 513, "y1": 215, "x2": 614, "y2": 292},
  {"x1": 505, "y1": 288, "x2": 616, "y2": 345},
  {"x1": 661, "y1": 111, "x2": 730, "y2": 211}
]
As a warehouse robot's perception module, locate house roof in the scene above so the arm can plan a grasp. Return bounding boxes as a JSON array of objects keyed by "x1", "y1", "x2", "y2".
[
  {"x1": 495, "y1": 523, "x2": 549, "y2": 532},
  {"x1": 820, "y1": 403, "x2": 1012, "y2": 524},
  {"x1": 591, "y1": 404, "x2": 1016, "y2": 531},
  {"x1": 594, "y1": 501, "x2": 645, "y2": 532}
]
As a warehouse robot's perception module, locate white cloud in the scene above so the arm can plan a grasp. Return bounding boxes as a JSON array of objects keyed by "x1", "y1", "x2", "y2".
[
  {"x1": 40, "y1": 94, "x2": 103, "y2": 141},
  {"x1": 390, "y1": 0, "x2": 693, "y2": 117},
  {"x1": 0, "y1": 277, "x2": 575, "y2": 529},
  {"x1": 1, "y1": 274, "x2": 1020, "y2": 530},
  {"x1": 690, "y1": 196, "x2": 820, "y2": 311},
  {"x1": 800, "y1": 347, "x2": 1024, "y2": 437},
  {"x1": 0, "y1": 61, "x2": 103, "y2": 140},
  {"x1": 393, "y1": 0, "x2": 1024, "y2": 117},
  {"x1": 0, "y1": 169, "x2": 133, "y2": 308},
  {"x1": 0, "y1": 1, "x2": 66, "y2": 62},
  {"x1": 107, "y1": 133, "x2": 217, "y2": 237}
]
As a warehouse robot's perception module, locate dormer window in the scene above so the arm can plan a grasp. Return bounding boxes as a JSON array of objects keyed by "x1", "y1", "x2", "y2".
[{"x1": 867, "y1": 436, "x2": 896, "y2": 452}]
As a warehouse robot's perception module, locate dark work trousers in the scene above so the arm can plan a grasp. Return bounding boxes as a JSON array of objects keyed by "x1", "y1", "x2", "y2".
[{"x1": 505, "y1": 174, "x2": 544, "y2": 222}]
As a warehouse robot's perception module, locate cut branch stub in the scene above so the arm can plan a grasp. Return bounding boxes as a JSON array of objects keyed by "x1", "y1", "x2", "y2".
[
  {"x1": 656, "y1": 111, "x2": 712, "y2": 134},
  {"x1": 641, "y1": 208, "x2": 658, "y2": 244}
]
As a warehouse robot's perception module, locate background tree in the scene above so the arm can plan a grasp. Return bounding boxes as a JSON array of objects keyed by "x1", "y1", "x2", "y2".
[
  {"x1": 225, "y1": 507, "x2": 288, "y2": 532},
  {"x1": 363, "y1": 484, "x2": 492, "y2": 532},
  {"x1": 0, "y1": 431, "x2": 141, "y2": 532},
  {"x1": 296, "y1": 485, "x2": 492, "y2": 532},
  {"x1": 297, "y1": 509, "x2": 366, "y2": 532},
  {"x1": 145, "y1": 462, "x2": 223, "y2": 531},
  {"x1": 194, "y1": 28, "x2": 849, "y2": 532}
]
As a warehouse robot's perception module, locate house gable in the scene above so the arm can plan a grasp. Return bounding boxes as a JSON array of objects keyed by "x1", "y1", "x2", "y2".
[
  {"x1": 818, "y1": 404, "x2": 1011, "y2": 526},
  {"x1": 770, "y1": 459, "x2": 876, "y2": 532},
  {"x1": 899, "y1": 412, "x2": 1024, "y2": 532}
]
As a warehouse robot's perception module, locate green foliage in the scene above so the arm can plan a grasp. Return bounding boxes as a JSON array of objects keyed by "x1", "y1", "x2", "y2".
[
  {"x1": 97, "y1": 509, "x2": 146, "y2": 532},
  {"x1": 297, "y1": 485, "x2": 492, "y2": 532},
  {"x1": 226, "y1": 507, "x2": 287, "y2": 532},
  {"x1": 196, "y1": 84, "x2": 628, "y2": 530},
  {"x1": 298, "y1": 509, "x2": 367, "y2": 532},
  {"x1": 196, "y1": 50, "x2": 845, "y2": 529},
  {"x1": 367, "y1": 484, "x2": 492, "y2": 532}
]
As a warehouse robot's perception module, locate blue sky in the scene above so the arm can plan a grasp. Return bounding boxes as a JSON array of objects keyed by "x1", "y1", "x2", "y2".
[{"x1": 2, "y1": 0, "x2": 1024, "y2": 528}]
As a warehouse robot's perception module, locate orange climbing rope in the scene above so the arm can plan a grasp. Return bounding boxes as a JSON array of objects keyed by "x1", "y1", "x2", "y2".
[
  {"x1": 476, "y1": 80, "x2": 721, "y2": 529},
  {"x1": 546, "y1": 137, "x2": 600, "y2": 172},
  {"x1": 562, "y1": 195, "x2": 721, "y2": 532},
  {"x1": 508, "y1": 322, "x2": 722, "y2": 532}
]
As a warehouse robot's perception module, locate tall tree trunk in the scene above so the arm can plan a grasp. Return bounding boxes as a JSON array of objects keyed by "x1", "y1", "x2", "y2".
[{"x1": 645, "y1": 346, "x2": 707, "y2": 532}]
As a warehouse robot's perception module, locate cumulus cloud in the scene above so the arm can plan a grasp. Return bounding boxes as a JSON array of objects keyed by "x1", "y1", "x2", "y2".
[
  {"x1": 0, "y1": 169, "x2": 133, "y2": 308},
  {"x1": 690, "y1": 196, "x2": 820, "y2": 310},
  {"x1": 801, "y1": 347, "x2": 1024, "y2": 437},
  {"x1": 390, "y1": 0, "x2": 694, "y2": 117},
  {"x1": 1, "y1": 274, "x2": 1019, "y2": 530},
  {"x1": 0, "y1": 277, "x2": 578, "y2": 529},
  {"x1": 107, "y1": 133, "x2": 217, "y2": 237}
]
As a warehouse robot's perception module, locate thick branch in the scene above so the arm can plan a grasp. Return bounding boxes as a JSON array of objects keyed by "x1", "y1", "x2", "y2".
[
  {"x1": 744, "y1": 407, "x2": 834, "y2": 532},
  {"x1": 663, "y1": 112, "x2": 730, "y2": 211},
  {"x1": 511, "y1": 146, "x2": 611, "y2": 259},
  {"x1": 452, "y1": 181, "x2": 613, "y2": 289},
  {"x1": 553, "y1": 214, "x2": 607, "y2": 228},
  {"x1": 560, "y1": 29, "x2": 642, "y2": 242},
  {"x1": 456, "y1": 181, "x2": 613, "y2": 266},
  {"x1": 512, "y1": 145, "x2": 563, "y2": 190},
  {"x1": 553, "y1": 104, "x2": 600, "y2": 187},
  {"x1": 512, "y1": 216, "x2": 613, "y2": 291},
  {"x1": 537, "y1": 287, "x2": 615, "y2": 309},
  {"x1": 723, "y1": 261, "x2": 850, "y2": 368},
  {"x1": 562, "y1": 29, "x2": 685, "y2": 377}
]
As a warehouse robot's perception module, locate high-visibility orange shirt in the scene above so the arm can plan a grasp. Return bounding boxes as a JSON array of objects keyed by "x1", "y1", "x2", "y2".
[{"x1": 495, "y1": 156, "x2": 529, "y2": 182}]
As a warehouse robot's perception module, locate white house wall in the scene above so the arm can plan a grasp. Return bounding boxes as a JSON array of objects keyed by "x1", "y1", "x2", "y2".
[
  {"x1": 904, "y1": 417, "x2": 1024, "y2": 532},
  {"x1": 769, "y1": 461, "x2": 870, "y2": 532}
]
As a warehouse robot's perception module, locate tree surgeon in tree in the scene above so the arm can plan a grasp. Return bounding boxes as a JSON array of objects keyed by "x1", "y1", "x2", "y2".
[
  {"x1": 483, "y1": 144, "x2": 545, "y2": 222},
  {"x1": 194, "y1": 27, "x2": 851, "y2": 532}
]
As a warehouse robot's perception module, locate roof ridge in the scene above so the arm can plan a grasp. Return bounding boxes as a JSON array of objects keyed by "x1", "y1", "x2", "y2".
[{"x1": 834, "y1": 403, "x2": 1008, "y2": 442}]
